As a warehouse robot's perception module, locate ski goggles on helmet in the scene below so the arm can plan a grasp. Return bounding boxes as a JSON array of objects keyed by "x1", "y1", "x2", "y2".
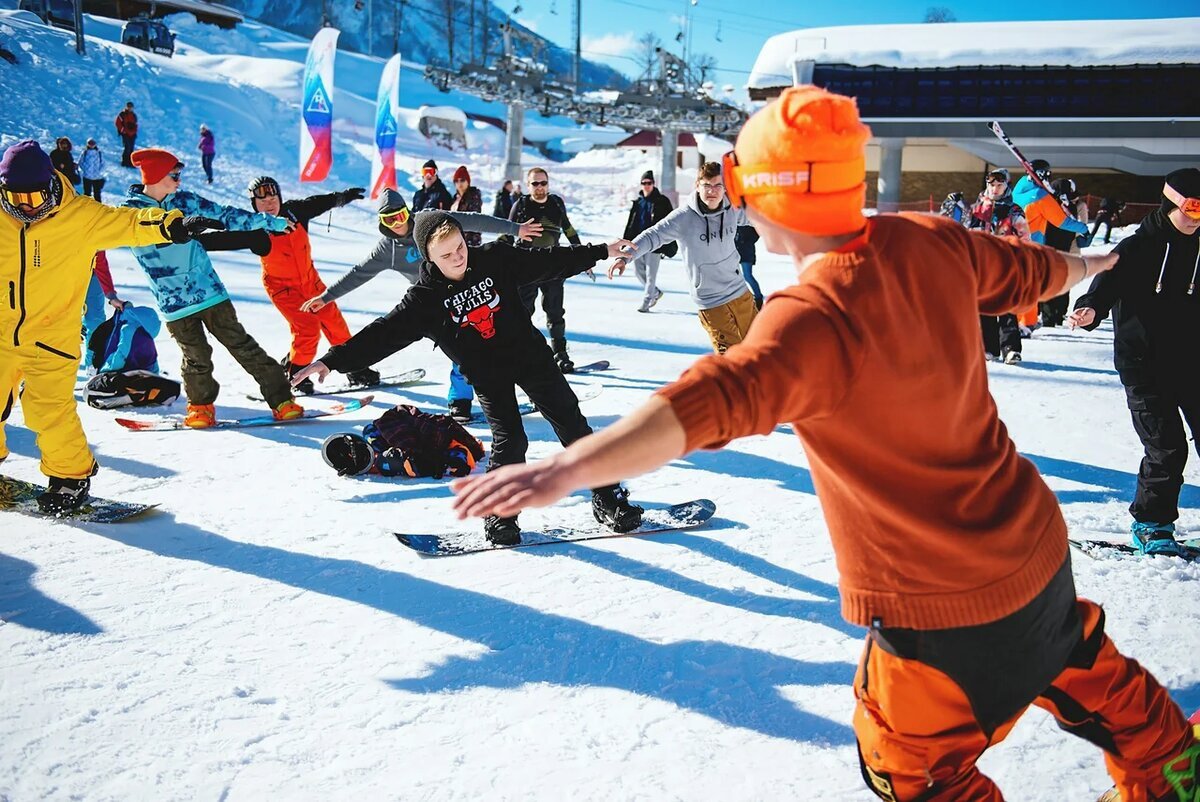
[
  {"x1": 250, "y1": 181, "x2": 280, "y2": 199},
  {"x1": 379, "y1": 207, "x2": 410, "y2": 227},
  {"x1": 0, "y1": 186, "x2": 50, "y2": 209},
  {"x1": 1164, "y1": 184, "x2": 1200, "y2": 220},
  {"x1": 721, "y1": 151, "x2": 866, "y2": 209}
]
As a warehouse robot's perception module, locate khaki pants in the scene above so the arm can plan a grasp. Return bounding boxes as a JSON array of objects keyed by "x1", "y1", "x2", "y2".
[
  {"x1": 0, "y1": 342, "x2": 96, "y2": 479},
  {"x1": 697, "y1": 291, "x2": 758, "y2": 355},
  {"x1": 165, "y1": 300, "x2": 292, "y2": 408}
]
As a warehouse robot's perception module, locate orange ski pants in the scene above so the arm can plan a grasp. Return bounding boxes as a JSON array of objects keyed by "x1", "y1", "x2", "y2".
[
  {"x1": 854, "y1": 566, "x2": 1196, "y2": 801},
  {"x1": 270, "y1": 286, "x2": 352, "y2": 366}
]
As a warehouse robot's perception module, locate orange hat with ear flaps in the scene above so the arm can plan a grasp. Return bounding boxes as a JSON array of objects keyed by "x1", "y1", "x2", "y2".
[{"x1": 728, "y1": 85, "x2": 871, "y2": 236}]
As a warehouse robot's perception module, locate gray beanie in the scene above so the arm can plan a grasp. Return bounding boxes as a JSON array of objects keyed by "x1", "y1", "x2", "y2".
[{"x1": 411, "y1": 210, "x2": 464, "y2": 261}]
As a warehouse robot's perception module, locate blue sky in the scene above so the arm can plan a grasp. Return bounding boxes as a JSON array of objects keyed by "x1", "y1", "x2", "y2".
[{"x1": 512, "y1": 0, "x2": 1191, "y2": 88}]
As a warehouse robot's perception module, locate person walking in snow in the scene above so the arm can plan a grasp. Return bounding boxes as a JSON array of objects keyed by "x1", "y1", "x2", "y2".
[
  {"x1": 197, "y1": 124, "x2": 216, "y2": 185},
  {"x1": 115, "y1": 101, "x2": 138, "y2": 167},
  {"x1": 492, "y1": 179, "x2": 518, "y2": 220},
  {"x1": 621, "y1": 170, "x2": 676, "y2": 313},
  {"x1": 1013, "y1": 159, "x2": 1090, "y2": 327},
  {"x1": 299, "y1": 188, "x2": 544, "y2": 422},
  {"x1": 0, "y1": 140, "x2": 215, "y2": 513},
  {"x1": 1091, "y1": 197, "x2": 1124, "y2": 245},
  {"x1": 449, "y1": 165, "x2": 484, "y2": 245},
  {"x1": 968, "y1": 168, "x2": 1031, "y2": 364},
  {"x1": 412, "y1": 159, "x2": 452, "y2": 212},
  {"x1": 735, "y1": 224, "x2": 764, "y2": 309},
  {"x1": 451, "y1": 87, "x2": 1200, "y2": 802},
  {"x1": 1068, "y1": 168, "x2": 1200, "y2": 558},
  {"x1": 612, "y1": 162, "x2": 757, "y2": 354},
  {"x1": 78, "y1": 137, "x2": 106, "y2": 201},
  {"x1": 507, "y1": 166, "x2": 587, "y2": 373},
  {"x1": 123, "y1": 147, "x2": 304, "y2": 429},
  {"x1": 291, "y1": 211, "x2": 643, "y2": 546},
  {"x1": 50, "y1": 137, "x2": 81, "y2": 192}
]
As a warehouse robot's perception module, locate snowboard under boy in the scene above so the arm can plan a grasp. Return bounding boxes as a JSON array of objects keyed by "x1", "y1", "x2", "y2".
[{"x1": 292, "y1": 211, "x2": 642, "y2": 545}]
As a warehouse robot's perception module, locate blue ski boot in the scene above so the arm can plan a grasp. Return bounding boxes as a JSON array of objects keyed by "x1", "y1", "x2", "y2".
[{"x1": 1131, "y1": 521, "x2": 1188, "y2": 557}]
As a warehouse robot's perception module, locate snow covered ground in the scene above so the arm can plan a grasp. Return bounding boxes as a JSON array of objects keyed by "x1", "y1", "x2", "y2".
[{"x1": 2, "y1": 8, "x2": 1199, "y2": 802}]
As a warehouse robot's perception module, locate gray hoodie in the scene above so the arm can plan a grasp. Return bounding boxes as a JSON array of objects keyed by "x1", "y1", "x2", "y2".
[
  {"x1": 629, "y1": 193, "x2": 749, "y2": 310},
  {"x1": 321, "y1": 187, "x2": 522, "y2": 302}
]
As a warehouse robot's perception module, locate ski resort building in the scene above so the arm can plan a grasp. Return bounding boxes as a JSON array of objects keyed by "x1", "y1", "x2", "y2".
[{"x1": 747, "y1": 18, "x2": 1200, "y2": 213}]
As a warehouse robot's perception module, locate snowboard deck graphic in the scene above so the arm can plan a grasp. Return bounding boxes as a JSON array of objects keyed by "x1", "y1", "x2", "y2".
[
  {"x1": 248, "y1": 369, "x2": 425, "y2": 401},
  {"x1": 116, "y1": 395, "x2": 375, "y2": 432},
  {"x1": 395, "y1": 499, "x2": 716, "y2": 556},
  {"x1": 0, "y1": 474, "x2": 156, "y2": 523},
  {"x1": 1068, "y1": 537, "x2": 1199, "y2": 563}
]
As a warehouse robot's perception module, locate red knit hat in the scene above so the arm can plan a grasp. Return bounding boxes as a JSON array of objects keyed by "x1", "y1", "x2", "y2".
[
  {"x1": 131, "y1": 148, "x2": 184, "y2": 186},
  {"x1": 453, "y1": 165, "x2": 470, "y2": 183},
  {"x1": 725, "y1": 86, "x2": 871, "y2": 236}
]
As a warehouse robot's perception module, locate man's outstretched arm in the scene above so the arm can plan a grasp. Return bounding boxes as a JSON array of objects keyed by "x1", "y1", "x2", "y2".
[{"x1": 452, "y1": 396, "x2": 686, "y2": 519}]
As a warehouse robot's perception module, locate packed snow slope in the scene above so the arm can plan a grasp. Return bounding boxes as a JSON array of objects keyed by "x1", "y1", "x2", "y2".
[{"x1": 2, "y1": 9, "x2": 1199, "y2": 802}]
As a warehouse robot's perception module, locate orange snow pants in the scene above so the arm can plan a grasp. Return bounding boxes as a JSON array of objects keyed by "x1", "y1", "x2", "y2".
[
  {"x1": 1018, "y1": 305, "x2": 1040, "y2": 328},
  {"x1": 854, "y1": 559, "x2": 1197, "y2": 801},
  {"x1": 269, "y1": 286, "x2": 352, "y2": 366}
]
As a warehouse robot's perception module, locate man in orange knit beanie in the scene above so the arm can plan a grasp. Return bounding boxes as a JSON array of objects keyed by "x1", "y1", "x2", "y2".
[{"x1": 449, "y1": 86, "x2": 1199, "y2": 800}]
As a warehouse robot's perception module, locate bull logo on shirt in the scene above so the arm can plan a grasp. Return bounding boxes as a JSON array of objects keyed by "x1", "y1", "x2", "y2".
[{"x1": 446, "y1": 278, "x2": 501, "y2": 339}]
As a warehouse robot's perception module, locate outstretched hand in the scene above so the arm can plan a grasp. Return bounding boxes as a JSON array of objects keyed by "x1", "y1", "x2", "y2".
[
  {"x1": 290, "y1": 360, "x2": 330, "y2": 388},
  {"x1": 517, "y1": 219, "x2": 544, "y2": 241},
  {"x1": 450, "y1": 460, "x2": 573, "y2": 519},
  {"x1": 605, "y1": 240, "x2": 637, "y2": 279},
  {"x1": 341, "y1": 187, "x2": 367, "y2": 204},
  {"x1": 1067, "y1": 307, "x2": 1096, "y2": 329},
  {"x1": 300, "y1": 295, "x2": 327, "y2": 314},
  {"x1": 167, "y1": 215, "x2": 225, "y2": 244}
]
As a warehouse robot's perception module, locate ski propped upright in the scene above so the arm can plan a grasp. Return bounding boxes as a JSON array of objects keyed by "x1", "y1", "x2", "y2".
[
  {"x1": 989, "y1": 121, "x2": 1057, "y2": 196},
  {"x1": 0, "y1": 474, "x2": 156, "y2": 523},
  {"x1": 116, "y1": 395, "x2": 375, "y2": 432},
  {"x1": 396, "y1": 499, "x2": 716, "y2": 556}
]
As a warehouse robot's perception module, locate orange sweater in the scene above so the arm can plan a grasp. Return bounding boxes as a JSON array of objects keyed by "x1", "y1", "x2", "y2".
[{"x1": 658, "y1": 213, "x2": 1070, "y2": 630}]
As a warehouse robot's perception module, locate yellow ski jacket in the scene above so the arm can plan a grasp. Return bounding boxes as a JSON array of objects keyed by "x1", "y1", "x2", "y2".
[{"x1": 0, "y1": 177, "x2": 181, "y2": 358}]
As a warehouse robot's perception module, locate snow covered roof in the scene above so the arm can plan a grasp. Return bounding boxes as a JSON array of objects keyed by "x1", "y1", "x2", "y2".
[
  {"x1": 616, "y1": 130, "x2": 698, "y2": 148},
  {"x1": 749, "y1": 18, "x2": 1200, "y2": 89},
  {"x1": 418, "y1": 105, "x2": 468, "y2": 124}
]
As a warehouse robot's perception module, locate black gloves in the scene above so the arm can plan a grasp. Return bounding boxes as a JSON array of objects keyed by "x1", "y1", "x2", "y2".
[
  {"x1": 339, "y1": 187, "x2": 367, "y2": 205},
  {"x1": 167, "y1": 215, "x2": 226, "y2": 244}
]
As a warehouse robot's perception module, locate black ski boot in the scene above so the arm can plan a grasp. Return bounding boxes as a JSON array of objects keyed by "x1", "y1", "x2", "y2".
[
  {"x1": 346, "y1": 367, "x2": 382, "y2": 387},
  {"x1": 283, "y1": 356, "x2": 315, "y2": 395},
  {"x1": 449, "y1": 398, "x2": 473, "y2": 423},
  {"x1": 37, "y1": 476, "x2": 92, "y2": 515},
  {"x1": 484, "y1": 514, "x2": 522, "y2": 546},
  {"x1": 551, "y1": 338, "x2": 575, "y2": 374},
  {"x1": 591, "y1": 485, "x2": 643, "y2": 532}
]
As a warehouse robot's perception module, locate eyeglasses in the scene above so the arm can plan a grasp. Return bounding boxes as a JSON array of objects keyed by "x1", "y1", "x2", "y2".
[
  {"x1": 721, "y1": 150, "x2": 866, "y2": 210},
  {"x1": 1164, "y1": 184, "x2": 1200, "y2": 220},
  {"x1": 251, "y1": 183, "x2": 279, "y2": 199},
  {"x1": 379, "y1": 208, "x2": 411, "y2": 227},
  {"x1": 640, "y1": 180, "x2": 654, "y2": 186},
  {"x1": 698, "y1": 182, "x2": 724, "y2": 192},
  {"x1": 1, "y1": 187, "x2": 49, "y2": 208},
  {"x1": 167, "y1": 172, "x2": 183, "y2": 182},
  {"x1": 529, "y1": 180, "x2": 549, "y2": 187}
]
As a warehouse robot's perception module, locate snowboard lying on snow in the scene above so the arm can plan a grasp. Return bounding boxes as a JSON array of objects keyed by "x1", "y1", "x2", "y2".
[
  {"x1": 116, "y1": 395, "x2": 374, "y2": 432},
  {"x1": 0, "y1": 474, "x2": 156, "y2": 523}
]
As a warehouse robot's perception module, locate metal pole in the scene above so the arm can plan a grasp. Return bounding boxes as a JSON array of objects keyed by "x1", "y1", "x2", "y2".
[
  {"x1": 73, "y1": 0, "x2": 84, "y2": 55},
  {"x1": 505, "y1": 102, "x2": 525, "y2": 183},
  {"x1": 469, "y1": 0, "x2": 475, "y2": 63},
  {"x1": 661, "y1": 130, "x2": 678, "y2": 205},
  {"x1": 392, "y1": 0, "x2": 398, "y2": 53},
  {"x1": 571, "y1": 0, "x2": 580, "y2": 87}
]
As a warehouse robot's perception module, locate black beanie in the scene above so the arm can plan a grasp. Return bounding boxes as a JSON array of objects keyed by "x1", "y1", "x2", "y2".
[
  {"x1": 641, "y1": 170, "x2": 654, "y2": 183},
  {"x1": 1163, "y1": 168, "x2": 1200, "y2": 213},
  {"x1": 422, "y1": 159, "x2": 438, "y2": 171},
  {"x1": 412, "y1": 210, "x2": 464, "y2": 261}
]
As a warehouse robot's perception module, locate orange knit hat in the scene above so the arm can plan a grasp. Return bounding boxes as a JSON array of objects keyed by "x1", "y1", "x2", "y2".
[
  {"x1": 725, "y1": 85, "x2": 871, "y2": 236},
  {"x1": 131, "y1": 148, "x2": 184, "y2": 186}
]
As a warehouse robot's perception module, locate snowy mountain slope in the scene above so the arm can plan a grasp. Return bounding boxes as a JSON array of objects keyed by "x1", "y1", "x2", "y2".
[{"x1": 1, "y1": 10, "x2": 1199, "y2": 801}]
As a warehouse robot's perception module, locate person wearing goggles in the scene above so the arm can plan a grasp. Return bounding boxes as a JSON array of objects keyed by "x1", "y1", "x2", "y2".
[
  {"x1": 122, "y1": 148, "x2": 303, "y2": 429},
  {"x1": 0, "y1": 139, "x2": 209, "y2": 514},
  {"x1": 299, "y1": 188, "x2": 543, "y2": 423},
  {"x1": 1070, "y1": 167, "x2": 1200, "y2": 558},
  {"x1": 412, "y1": 159, "x2": 452, "y2": 212}
]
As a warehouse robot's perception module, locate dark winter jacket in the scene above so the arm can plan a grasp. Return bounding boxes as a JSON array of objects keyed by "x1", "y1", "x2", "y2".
[
  {"x1": 51, "y1": 149, "x2": 80, "y2": 185},
  {"x1": 493, "y1": 188, "x2": 517, "y2": 220},
  {"x1": 966, "y1": 190, "x2": 1027, "y2": 238},
  {"x1": 413, "y1": 178, "x2": 453, "y2": 212},
  {"x1": 319, "y1": 241, "x2": 607, "y2": 388},
  {"x1": 735, "y1": 225, "x2": 759, "y2": 265},
  {"x1": 364, "y1": 404, "x2": 485, "y2": 478},
  {"x1": 451, "y1": 185, "x2": 484, "y2": 246},
  {"x1": 1074, "y1": 209, "x2": 1200, "y2": 400},
  {"x1": 507, "y1": 194, "x2": 581, "y2": 248},
  {"x1": 623, "y1": 188, "x2": 676, "y2": 257}
]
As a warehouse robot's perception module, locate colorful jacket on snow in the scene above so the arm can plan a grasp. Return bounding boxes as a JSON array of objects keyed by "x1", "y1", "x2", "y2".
[
  {"x1": 1, "y1": 179, "x2": 178, "y2": 356},
  {"x1": 1012, "y1": 176, "x2": 1087, "y2": 245},
  {"x1": 123, "y1": 187, "x2": 287, "y2": 321}
]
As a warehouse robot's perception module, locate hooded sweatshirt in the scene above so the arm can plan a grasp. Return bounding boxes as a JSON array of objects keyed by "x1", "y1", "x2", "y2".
[
  {"x1": 1074, "y1": 208, "x2": 1200, "y2": 399},
  {"x1": 319, "y1": 188, "x2": 522, "y2": 303},
  {"x1": 629, "y1": 192, "x2": 749, "y2": 310}
]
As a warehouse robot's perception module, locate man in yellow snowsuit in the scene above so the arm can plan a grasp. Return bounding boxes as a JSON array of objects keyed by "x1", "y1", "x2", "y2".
[{"x1": 0, "y1": 140, "x2": 213, "y2": 513}]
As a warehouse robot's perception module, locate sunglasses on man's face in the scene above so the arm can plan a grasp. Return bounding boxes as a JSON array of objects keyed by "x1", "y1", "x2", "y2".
[
  {"x1": 380, "y1": 208, "x2": 411, "y2": 227},
  {"x1": 251, "y1": 184, "x2": 279, "y2": 199},
  {"x1": 640, "y1": 180, "x2": 654, "y2": 186},
  {"x1": 1, "y1": 187, "x2": 50, "y2": 208},
  {"x1": 530, "y1": 180, "x2": 549, "y2": 187}
]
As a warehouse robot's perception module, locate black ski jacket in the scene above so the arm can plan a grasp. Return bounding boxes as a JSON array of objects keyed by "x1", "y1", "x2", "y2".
[
  {"x1": 1074, "y1": 209, "x2": 1200, "y2": 400},
  {"x1": 319, "y1": 241, "x2": 607, "y2": 387},
  {"x1": 413, "y1": 179, "x2": 453, "y2": 212},
  {"x1": 623, "y1": 188, "x2": 676, "y2": 257}
]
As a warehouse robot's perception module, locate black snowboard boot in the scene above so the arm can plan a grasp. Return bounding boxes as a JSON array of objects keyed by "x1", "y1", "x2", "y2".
[
  {"x1": 283, "y1": 357, "x2": 315, "y2": 395},
  {"x1": 591, "y1": 485, "x2": 643, "y2": 533},
  {"x1": 346, "y1": 367, "x2": 382, "y2": 387},
  {"x1": 551, "y1": 338, "x2": 574, "y2": 374},
  {"x1": 484, "y1": 514, "x2": 521, "y2": 546},
  {"x1": 449, "y1": 398, "x2": 473, "y2": 423},
  {"x1": 37, "y1": 476, "x2": 92, "y2": 515}
]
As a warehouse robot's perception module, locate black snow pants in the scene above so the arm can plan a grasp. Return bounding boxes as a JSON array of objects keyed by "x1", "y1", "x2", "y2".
[
  {"x1": 980, "y1": 314, "x2": 1022, "y2": 359},
  {"x1": 519, "y1": 279, "x2": 567, "y2": 346},
  {"x1": 1126, "y1": 385, "x2": 1200, "y2": 525}
]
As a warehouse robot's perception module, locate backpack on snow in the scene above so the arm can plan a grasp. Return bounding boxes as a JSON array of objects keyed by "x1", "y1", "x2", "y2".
[{"x1": 85, "y1": 370, "x2": 180, "y2": 409}]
